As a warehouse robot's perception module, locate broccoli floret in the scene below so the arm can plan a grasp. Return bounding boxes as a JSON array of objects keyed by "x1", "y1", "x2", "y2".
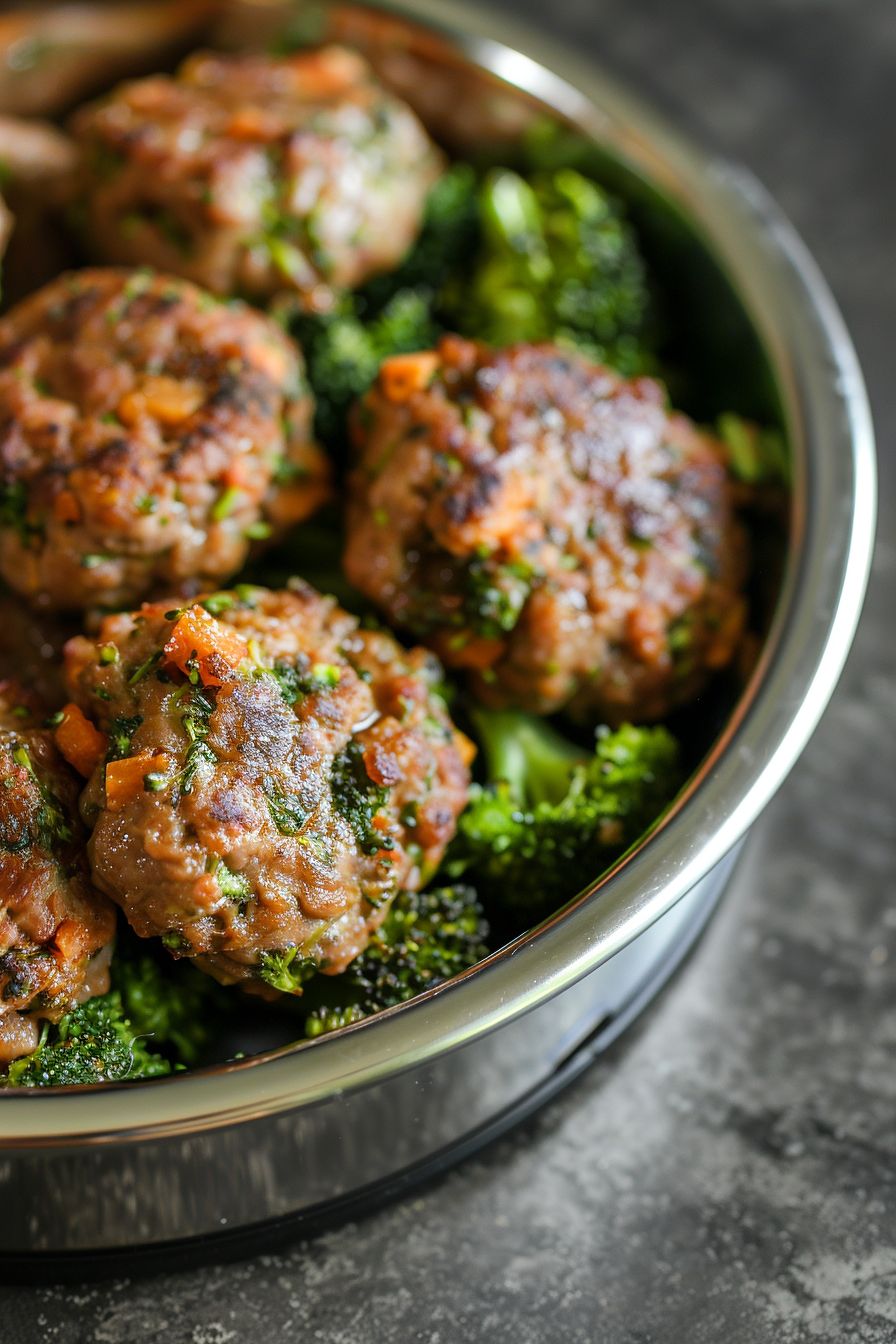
[
  {"x1": 2, "y1": 938, "x2": 236, "y2": 1086},
  {"x1": 717, "y1": 413, "x2": 790, "y2": 486},
  {"x1": 448, "y1": 167, "x2": 653, "y2": 375},
  {"x1": 446, "y1": 710, "x2": 680, "y2": 920},
  {"x1": 111, "y1": 950, "x2": 225, "y2": 1067},
  {"x1": 302, "y1": 884, "x2": 489, "y2": 1037},
  {"x1": 258, "y1": 946, "x2": 319, "y2": 995},
  {"x1": 462, "y1": 554, "x2": 537, "y2": 639},
  {"x1": 361, "y1": 161, "x2": 480, "y2": 307},
  {"x1": 3, "y1": 992, "x2": 171, "y2": 1087},
  {"x1": 294, "y1": 287, "x2": 436, "y2": 447},
  {"x1": 290, "y1": 164, "x2": 478, "y2": 449}
]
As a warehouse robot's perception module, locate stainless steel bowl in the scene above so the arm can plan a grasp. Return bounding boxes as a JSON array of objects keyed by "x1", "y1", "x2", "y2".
[{"x1": 0, "y1": 0, "x2": 875, "y2": 1267}]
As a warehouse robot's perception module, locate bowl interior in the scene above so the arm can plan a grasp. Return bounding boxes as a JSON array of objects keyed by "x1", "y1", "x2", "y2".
[{"x1": 0, "y1": 1, "x2": 873, "y2": 1136}]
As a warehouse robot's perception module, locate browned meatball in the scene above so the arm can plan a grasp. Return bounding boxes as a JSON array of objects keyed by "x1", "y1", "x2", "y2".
[
  {"x1": 64, "y1": 583, "x2": 472, "y2": 991},
  {"x1": 0, "y1": 681, "x2": 116, "y2": 1062},
  {"x1": 0, "y1": 268, "x2": 330, "y2": 612},
  {"x1": 345, "y1": 337, "x2": 750, "y2": 722},
  {"x1": 71, "y1": 46, "x2": 443, "y2": 311}
]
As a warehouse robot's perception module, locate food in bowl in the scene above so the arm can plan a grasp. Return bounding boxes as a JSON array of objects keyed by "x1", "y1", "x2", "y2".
[{"x1": 0, "y1": 33, "x2": 786, "y2": 1088}]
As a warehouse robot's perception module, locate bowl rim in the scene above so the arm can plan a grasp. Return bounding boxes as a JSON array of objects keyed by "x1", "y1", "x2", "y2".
[{"x1": 0, "y1": 0, "x2": 876, "y2": 1144}]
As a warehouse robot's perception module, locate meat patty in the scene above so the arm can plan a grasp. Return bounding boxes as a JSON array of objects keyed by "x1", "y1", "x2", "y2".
[
  {"x1": 64, "y1": 583, "x2": 472, "y2": 991},
  {"x1": 345, "y1": 337, "x2": 750, "y2": 722},
  {"x1": 71, "y1": 46, "x2": 443, "y2": 311},
  {"x1": 0, "y1": 268, "x2": 330, "y2": 612},
  {"x1": 0, "y1": 681, "x2": 115, "y2": 1063}
]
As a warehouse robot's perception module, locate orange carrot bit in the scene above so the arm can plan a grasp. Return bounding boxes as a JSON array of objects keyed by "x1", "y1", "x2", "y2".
[
  {"x1": 52, "y1": 919, "x2": 84, "y2": 961},
  {"x1": 118, "y1": 376, "x2": 204, "y2": 428},
  {"x1": 378, "y1": 351, "x2": 440, "y2": 403},
  {"x1": 54, "y1": 704, "x2": 108, "y2": 779},
  {"x1": 52, "y1": 489, "x2": 81, "y2": 525},
  {"x1": 456, "y1": 729, "x2": 477, "y2": 769},
  {"x1": 226, "y1": 106, "x2": 286, "y2": 140},
  {"x1": 105, "y1": 751, "x2": 170, "y2": 812},
  {"x1": 288, "y1": 46, "x2": 364, "y2": 97},
  {"x1": 163, "y1": 605, "x2": 249, "y2": 687}
]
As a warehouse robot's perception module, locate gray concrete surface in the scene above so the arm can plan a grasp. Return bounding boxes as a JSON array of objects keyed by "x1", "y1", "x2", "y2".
[{"x1": 4, "y1": 0, "x2": 894, "y2": 1339}]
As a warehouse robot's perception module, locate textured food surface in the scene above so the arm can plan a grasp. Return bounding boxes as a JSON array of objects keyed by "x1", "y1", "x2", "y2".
[
  {"x1": 0, "y1": 680, "x2": 115, "y2": 1062},
  {"x1": 72, "y1": 46, "x2": 443, "y2": 309},
  {"x1": 346, "y1": 336, "x2": 749, "y2": 720},
  {"x1": 0, "y1": 268, "x2": 329, "y2": 611},
  {"x1": 64, "y1": 583, "x2": 471, "y2": 989}
]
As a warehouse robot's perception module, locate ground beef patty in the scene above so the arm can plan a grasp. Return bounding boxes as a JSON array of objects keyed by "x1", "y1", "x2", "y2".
[
  {"x1": 64, "y1": 583, "x2": 472, "y2": 991},
  {"x1": 0, "y1": 268, "x2": 330, "y2": 612},
  {"x1": 71, "y1": 46, "x2": 443, "y2": 311},
  {"x1": 345, "y1": 337, "x2": 750, "y2": 722},
  {"x1": 0, "y1": 681, "x2": 115, "y2": 1063}
]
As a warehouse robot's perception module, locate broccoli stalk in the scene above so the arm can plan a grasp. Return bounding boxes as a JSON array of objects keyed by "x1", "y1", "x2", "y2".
[
  {"x1": 446, "y1": 709, "x2": 680, "y2": 920},
  {"x1": 301, "y1": 884, "x2": 489, "y2": 1037}
]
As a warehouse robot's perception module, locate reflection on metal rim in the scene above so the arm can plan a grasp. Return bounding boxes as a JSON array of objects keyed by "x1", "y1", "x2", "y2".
[{"x1": 0, "y1": 0, "x2": 876, "y2": 1148}]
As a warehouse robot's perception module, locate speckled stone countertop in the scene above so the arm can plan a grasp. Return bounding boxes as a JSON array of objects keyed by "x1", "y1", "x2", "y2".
[{"x1": 5, "y1": 0, "x2": 894, "y2": 1339}]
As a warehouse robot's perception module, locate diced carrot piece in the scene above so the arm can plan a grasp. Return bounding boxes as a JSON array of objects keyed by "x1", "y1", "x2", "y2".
[
  {"x1": 105, "y1": 751, "x2": 170, "y2": 812},
  {"x1": 163, "y1": 605, "x2": 249, "y2": 686},
  {"x1": 439, "y1": 633, "x2": 503, "y2": 671},
  {"x1": 378, "y1": 352, "x2": 439, "y2": 402},
  {"x1": 52, "y1": 919, "x2": 84, "y2": 960},
  {"x1": 226, "y1": 106, "x2": 286, "y2": 139},
  {"x1": 456, "y1": 730, "x2": 477, "y2": 769},
  {"x1": 288, "y1": 46, "x2": 364, "y2": 97},
  {"x1": 54, "y1": 704, "x2": 108, "y2": 778},
  {"x1": 118, "y1": 376, "x2": 204, "y2": 427},
  {"x1": 221, "y1": 458, "x2": 250, "y2": 490},
  {"x1": 52, "y1": 490, "x2": 81, "y2": 525}
]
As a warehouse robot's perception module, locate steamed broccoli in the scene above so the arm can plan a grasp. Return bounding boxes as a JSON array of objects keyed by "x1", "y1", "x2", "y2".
[
  {"x1": 360, "y1": 161, "x2": 479, "y2": 307},
  {"x1": 446, "y1": 710, "x2": 679, "y2": 920},
  {"x1": 2, "y1": 944, "x2": 232, "y2": 1087},
  {"x1": 290, "y1": 164, "x2": 477, "y2": 449},
  {"x1": 301, "y1": 884, "x2": 489, "y2": 1037},
  {"x1": 111, "y1": 950, "x2": 226, "y2": 1067},
  {"x1": 3, "y1": 992, "x2": 172, "y2": 1088},
  {"x1": 293, "y1": 287, "x2": 436, "y2": 447},
  {"x1": 448, "y1": 167, "x2": 653, "y2": 374},
  {"x1": 717, "y1": 413, "x2": 790, "y2": 487}
]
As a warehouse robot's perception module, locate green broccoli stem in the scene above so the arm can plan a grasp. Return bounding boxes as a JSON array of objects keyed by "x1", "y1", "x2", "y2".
[{"x1": 467, "y1": 706, "x2": 585, "y2": 808}]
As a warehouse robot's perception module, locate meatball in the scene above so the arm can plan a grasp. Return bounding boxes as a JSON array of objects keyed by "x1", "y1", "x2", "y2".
[
  {"x1": 0, "y1": 268, "x2": 330, "y2": 612},
  {"x1": 64, "y1": 583, "x2": 472, "y2": 991},
  {"x1": 345, "y1": 337, "x2": 749, "y2": 721},
  {"x1": 0, "y1": 681, "x2": 116, "y2": 1062},
  {"x1": 71, "y1": 46, "x2": 443, "y2": 311}
]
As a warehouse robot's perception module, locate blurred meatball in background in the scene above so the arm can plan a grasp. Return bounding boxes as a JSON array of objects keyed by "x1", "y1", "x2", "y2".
[{"x1": 71, "y1": 46, "x2": 443, "y2": 311}]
